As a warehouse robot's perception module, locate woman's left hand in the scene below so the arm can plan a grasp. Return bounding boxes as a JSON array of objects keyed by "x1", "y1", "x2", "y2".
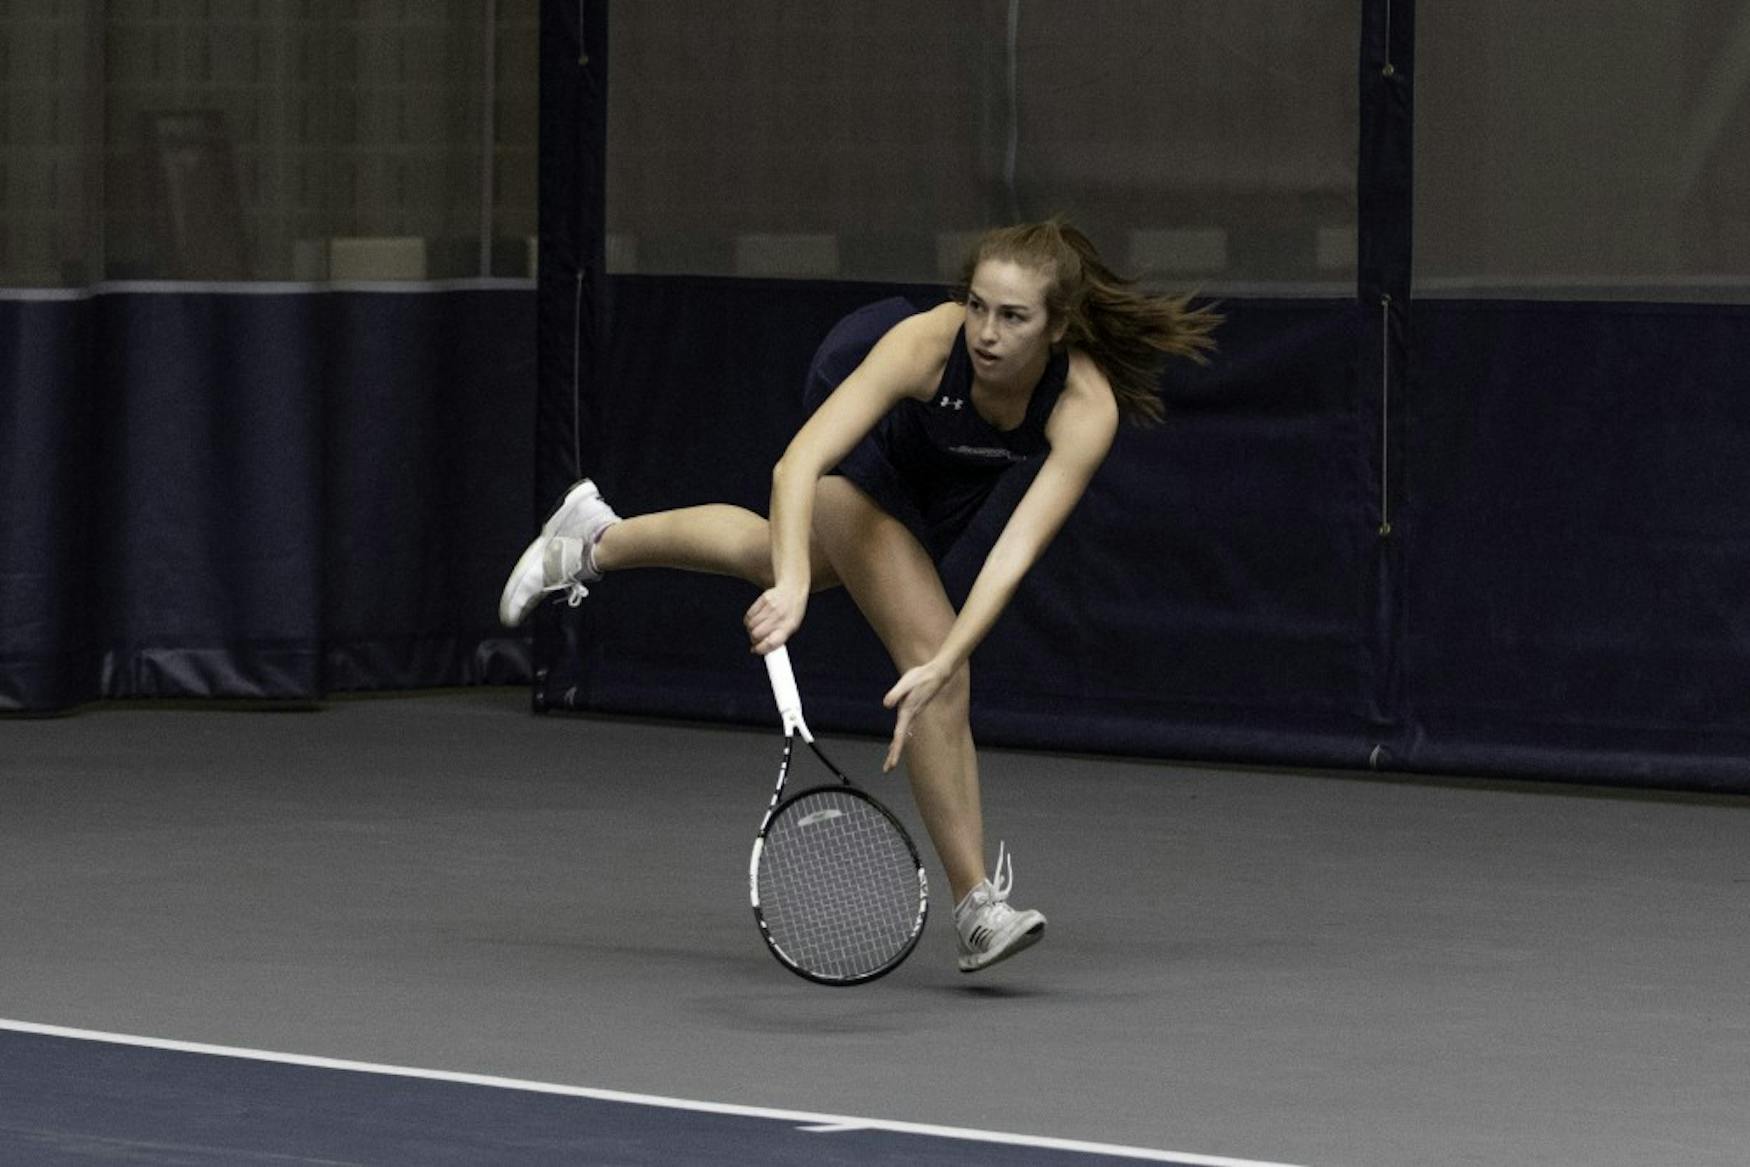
[{"x1": 881, "y1": 659, "x2": 951, "y2": 773}]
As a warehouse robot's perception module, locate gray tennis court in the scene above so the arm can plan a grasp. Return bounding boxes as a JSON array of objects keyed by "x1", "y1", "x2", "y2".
[{"x1": 4, "y1": 691, "x2": 1746, "y2": 1166}]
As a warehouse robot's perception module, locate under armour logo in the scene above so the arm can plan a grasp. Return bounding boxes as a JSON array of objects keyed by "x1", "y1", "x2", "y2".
[{"x1": 939, "y1": 396, "x2": 965, "y2": 411}]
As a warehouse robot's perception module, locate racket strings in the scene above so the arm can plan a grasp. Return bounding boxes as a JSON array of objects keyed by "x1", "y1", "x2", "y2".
[{"x1": 757, "y1": 789, "x2": 922, "y2": 980}]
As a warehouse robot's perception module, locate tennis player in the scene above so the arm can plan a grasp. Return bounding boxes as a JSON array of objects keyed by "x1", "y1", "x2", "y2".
[{"x1": 501, "y1": 218, "x2": 1218, "y2": 972}]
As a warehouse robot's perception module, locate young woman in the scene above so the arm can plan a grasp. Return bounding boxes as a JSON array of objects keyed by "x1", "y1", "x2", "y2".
[{"x1": 500, "y1": 219, "x2": 1219, "y2": 973}]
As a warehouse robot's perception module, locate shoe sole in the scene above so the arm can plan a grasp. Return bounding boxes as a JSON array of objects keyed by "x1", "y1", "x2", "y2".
[
  {"x1": 958, "y1": 919, "x2": 1045, "y2": 974},
  {"x1": 498, "y1": 478, "x2": 599, "y2": 628}
]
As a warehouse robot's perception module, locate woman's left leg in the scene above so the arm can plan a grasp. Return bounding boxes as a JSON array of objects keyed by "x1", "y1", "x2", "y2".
[
  {"x1": 811, "y1": 478, "x2": 1046, "y2": 972},
  {"x1": 808, "y1": 477, "x2": 987, "y2": 902}
]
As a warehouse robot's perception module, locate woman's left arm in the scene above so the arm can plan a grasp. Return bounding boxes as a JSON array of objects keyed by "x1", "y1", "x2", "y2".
[{"x1": 881, "y1": 358, "x2": 1120, "y2": 769}]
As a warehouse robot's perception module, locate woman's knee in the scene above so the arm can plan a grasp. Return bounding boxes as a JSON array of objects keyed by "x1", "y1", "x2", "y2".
[
  {"x1": 728, "y1": 510, "x2": 777, "y2": 588},
  {"x1": 728, "y1": 506, "x2": 832, "y2": 590},
  {"x1": 748, "y1": 509, "x2": 838, "y2": 592},
  {"x1": 914, "y1": 658, "x2": 972, "y2": 727}
]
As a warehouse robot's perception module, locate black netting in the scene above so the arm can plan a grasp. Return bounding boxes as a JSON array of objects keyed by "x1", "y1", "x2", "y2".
[
  {"x1": 606, "y1": 1, "x2": 1359, "y2": 293},
  {"x1": 0, "y1": 0, "x2": 536, "y2": 286},
  {"x1": 1415, "y1": 3, "x2": 1750, "y2": 302}
]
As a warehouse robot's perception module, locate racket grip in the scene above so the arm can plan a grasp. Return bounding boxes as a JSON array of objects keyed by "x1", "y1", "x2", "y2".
[{"x1": 763, "y1": 645, "x2": 811, "y2": 741}]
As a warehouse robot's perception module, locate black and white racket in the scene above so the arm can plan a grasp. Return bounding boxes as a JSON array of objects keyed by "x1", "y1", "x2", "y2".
[{"x1": 749, "y1": 645, "x2": 928, "y2": 985}]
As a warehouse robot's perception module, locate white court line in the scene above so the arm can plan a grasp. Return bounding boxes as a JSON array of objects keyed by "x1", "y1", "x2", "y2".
[{"x1": 0, "y1": 1018, "x2": 1318, "y2": 1167}]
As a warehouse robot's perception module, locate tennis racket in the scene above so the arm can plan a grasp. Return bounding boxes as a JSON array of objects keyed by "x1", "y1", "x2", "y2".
[{"x1": 749, "y1": 645, "x2": 928, "y2": 985}]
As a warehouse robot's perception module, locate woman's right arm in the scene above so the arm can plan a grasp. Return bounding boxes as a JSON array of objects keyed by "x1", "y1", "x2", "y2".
[{"x1": 744, "y1": 306, "x2": 955, "y2": 654}]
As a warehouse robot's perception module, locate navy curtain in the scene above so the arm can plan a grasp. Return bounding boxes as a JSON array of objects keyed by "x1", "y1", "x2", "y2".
[
  {"x1": 1397, "y1": 300, "x2": 1750, "y2": 786},
  {"x1": 0, "y1": 287, "x2": 536, "y2": 712},
  {"x1": 542, "y1": 277, "x2": 1375, "y2": 768}
]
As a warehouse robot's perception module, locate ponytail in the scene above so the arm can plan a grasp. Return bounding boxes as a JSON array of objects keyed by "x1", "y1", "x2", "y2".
[{"x1": 959, "y1": 217, "x2": 1221, "y2": 426}]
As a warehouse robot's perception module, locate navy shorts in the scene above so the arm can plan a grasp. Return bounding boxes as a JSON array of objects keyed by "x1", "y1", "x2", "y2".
[{"x1": 802, "y1": 298, "x2": 956, "y2": 559}]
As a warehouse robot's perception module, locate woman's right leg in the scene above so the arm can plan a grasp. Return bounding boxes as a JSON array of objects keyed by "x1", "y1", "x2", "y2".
[
  {"x1": 592, "y1": 504, "x2": 838, "y2": 591},
  {"x1": 503, "y1": 485, "x2": 835, "y2": 628}
]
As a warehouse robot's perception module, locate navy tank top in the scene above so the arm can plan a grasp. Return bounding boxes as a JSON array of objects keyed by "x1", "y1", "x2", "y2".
[{"x1": 803, "y1": 297, "x2": 1070, "y2": 558}]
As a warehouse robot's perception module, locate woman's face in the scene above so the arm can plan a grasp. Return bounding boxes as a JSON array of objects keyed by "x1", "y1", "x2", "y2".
[{"x1": 964, "y1": 259, "x2": 1064, "y2": 384}]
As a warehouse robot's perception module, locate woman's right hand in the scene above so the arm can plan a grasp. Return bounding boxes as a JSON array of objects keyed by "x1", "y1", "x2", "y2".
[{"x1": 745, "y1": 584, "x2": 806, "y2": 656}]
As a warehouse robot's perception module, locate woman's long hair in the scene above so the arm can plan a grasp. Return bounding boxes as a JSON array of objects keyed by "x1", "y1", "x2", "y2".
[{"x1": 958, "y1": 218, "x2": 1221, "y2": 426}]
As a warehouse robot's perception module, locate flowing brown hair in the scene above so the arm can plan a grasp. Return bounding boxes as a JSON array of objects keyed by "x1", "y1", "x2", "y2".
[{"x1": 958, "y1": 217, "x2": 1222, "y2": 426}]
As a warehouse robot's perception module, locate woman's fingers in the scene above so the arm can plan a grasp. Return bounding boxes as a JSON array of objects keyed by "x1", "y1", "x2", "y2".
[
  {"x1": 883, "y1": 707, "x2": 913, "y2": 773},
  {"x1": 744, "y1": 588, "x2": 802, "y2": 655},
  {"x1": 747, "y1": 612, "x2": 788, "y2": 655},
  {"x1": 880, "y1": 663, "x2": 944, "y2": 773}
]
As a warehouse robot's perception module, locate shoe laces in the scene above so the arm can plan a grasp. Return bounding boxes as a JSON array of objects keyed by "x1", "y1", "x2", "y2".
[
  {"x1": 538, "y1": 579, "x2": 589, "y2": 606},
  {"x1": 962, "y1": 842, "x2": 1018, "y2": 924},
  {"x1": 990, "y1": 840, "x2": 1015, "y2": 903},
  {"x1": 540, "y1": 537, "x2": 593, "y2": 606}
]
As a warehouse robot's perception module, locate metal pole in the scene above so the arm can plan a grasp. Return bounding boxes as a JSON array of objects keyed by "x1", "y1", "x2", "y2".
[{"x1": 479, "y1": 0, "x2": 497, "y2": 276}]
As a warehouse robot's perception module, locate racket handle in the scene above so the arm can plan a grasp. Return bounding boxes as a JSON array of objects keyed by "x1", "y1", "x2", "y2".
[{"x1": 763, "y1": 645, "x2": 812, "y2": 742}]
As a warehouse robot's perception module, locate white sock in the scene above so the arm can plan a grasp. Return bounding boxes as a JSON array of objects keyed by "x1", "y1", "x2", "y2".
[{"x1": 585, "y1": 519, "x2": 619, "y2": 578}]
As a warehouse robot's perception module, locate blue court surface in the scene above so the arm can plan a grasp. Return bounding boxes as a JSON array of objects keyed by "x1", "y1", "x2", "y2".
[{"x1": 0, "y1": 1021, "x2": 1300, "y2": 1167}]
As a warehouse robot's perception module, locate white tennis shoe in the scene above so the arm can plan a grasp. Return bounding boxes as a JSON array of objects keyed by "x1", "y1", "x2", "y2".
[
  {"x1": 954, "y1": 842, "x2": 1046, "y2": 973},
  {"x1": 498, "y1": 478, "x2": 621, "y2": 627}
]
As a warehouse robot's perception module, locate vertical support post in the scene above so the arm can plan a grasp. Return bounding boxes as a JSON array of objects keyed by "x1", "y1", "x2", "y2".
[
  {"x1": 532, "y1": 0, "x2": 608, "y2": 712},
  {"x1": 1357, "y1": 0, "x2": 1414, "y2": 761},
  {"x1": 479, "y1": 0, "x2": 498, "y2": 278},
  {"x1": 84, "y1": 0, "x2": 108, "y2": 283}
]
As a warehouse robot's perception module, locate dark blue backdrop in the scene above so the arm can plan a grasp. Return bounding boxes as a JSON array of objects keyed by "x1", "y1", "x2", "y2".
[
  {"x1": 538, "y1": 278, "x2": 1380, "y2": 768},
  {"x1": 1398, "y1": 299, "x2": 1750, "y2": 786},
  {"x1": 529, "y1": 281, "x2": 1750, "y2": 793},
  {"x1": 0, "y1": 288, "x2": 534, "y2": 711}
]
